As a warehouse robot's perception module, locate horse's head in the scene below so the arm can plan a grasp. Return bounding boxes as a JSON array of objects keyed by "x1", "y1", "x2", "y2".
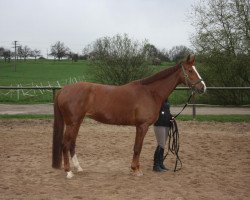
[{"x1": 180, "y1": 54, "x2": 206, "y2": 94}]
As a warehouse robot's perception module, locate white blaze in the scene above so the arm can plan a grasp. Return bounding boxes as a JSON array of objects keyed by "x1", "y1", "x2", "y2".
[{"x1": 192, "y1": 66, "x2": 206, "y2": 92}]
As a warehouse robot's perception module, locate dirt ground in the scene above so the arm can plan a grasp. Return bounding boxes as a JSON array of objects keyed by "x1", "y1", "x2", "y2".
[{"x1": 0, "y1": 119, "x2": 250, "y2": 200}]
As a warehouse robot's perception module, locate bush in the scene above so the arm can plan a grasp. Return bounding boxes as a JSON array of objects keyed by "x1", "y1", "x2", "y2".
[
  {"x1": 198, "y1": 52, "x2": 250, "y2": 105},
  {"x1": 84, "y1": 34, "x2": 152, "y2": 85}
]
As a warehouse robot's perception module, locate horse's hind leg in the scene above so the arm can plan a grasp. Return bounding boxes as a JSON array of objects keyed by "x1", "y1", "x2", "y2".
[
  {"x1": 62, "y1": 123, "x2": 81, "y2": 179},
  {"x1": 70, "y1": 133, "x2": 83, "y2": 173}
]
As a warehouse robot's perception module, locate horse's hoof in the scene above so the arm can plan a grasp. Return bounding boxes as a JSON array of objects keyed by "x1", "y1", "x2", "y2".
[
  {"x1": 131, "y1": 169, "x2": 144, "y2": 176},
  {"x1": 77, "y1": 167, "x2": 83, "y2": 173},
  {"x1": 66, "y1": 171, "x2": 74, "y2": 179}
]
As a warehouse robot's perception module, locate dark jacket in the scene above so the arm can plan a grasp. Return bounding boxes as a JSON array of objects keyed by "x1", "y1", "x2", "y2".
[{"x1": 154, "y1": 101, "x2": 172, "y2": 127}]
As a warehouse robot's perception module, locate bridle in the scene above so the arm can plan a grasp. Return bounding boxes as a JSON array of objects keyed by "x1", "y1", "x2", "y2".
[
  {"x1": 180, "y1": 64, "x2": 203, "y2": 93},
  {"x1": 173, "y1": 64, "x2": 204, "y2": 119}
]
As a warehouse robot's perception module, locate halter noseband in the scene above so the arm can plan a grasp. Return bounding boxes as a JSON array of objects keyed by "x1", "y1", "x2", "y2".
[{"x1": 180, "y1": 64, "x2": 203, "y2": 92}]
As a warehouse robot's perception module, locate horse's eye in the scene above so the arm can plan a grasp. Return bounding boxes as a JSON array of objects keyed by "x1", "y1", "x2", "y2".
[{"x1": 189, "y1": 70, "x2": 193, "y2": 73}]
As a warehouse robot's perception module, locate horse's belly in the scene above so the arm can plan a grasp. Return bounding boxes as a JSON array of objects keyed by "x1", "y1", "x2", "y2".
[{"x1": 86, "y1": 110, "x2": 136, "y2": 125}]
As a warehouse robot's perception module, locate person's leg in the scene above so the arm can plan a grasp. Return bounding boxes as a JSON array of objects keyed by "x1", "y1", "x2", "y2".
[
  {"x1": 153, "y1": 126, "x2": 167, "y2": 172},
  {"x1": 154, "y1": 126, "x2": 167, "y2": 148},
  {"x1": 158, "y1": 127, "x2": 170, "y2": 170}
]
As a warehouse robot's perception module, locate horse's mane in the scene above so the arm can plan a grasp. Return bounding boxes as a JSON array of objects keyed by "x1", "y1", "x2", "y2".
[{"x1": 139, "y1": 64, "x2": 181, "y2": 85}]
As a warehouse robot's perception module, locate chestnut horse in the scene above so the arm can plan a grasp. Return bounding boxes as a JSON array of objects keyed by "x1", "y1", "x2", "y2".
[{"x1": 52, "y1": 54, "x2": 206, "y2": 178}]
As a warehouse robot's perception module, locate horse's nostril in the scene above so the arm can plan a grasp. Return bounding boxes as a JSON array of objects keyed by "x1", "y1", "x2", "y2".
[{"x1": 201, "y1": 85, "x2": 206, "y2": 93}]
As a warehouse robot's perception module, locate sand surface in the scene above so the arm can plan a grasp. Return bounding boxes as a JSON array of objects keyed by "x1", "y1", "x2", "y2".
[{"x1": 0, "y1": 119, "x2": 250, "y2": 200}]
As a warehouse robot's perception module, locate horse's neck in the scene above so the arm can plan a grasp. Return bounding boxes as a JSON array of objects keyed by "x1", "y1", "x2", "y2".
[{"x1": 147, "y1": 68, "x2": 182, "y2": 102}]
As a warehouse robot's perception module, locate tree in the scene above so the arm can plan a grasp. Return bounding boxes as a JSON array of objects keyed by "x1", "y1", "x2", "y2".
[
  {"x1": 30, "y1": 49, "x2": 41, "y2": 61},
  {"x1": 67, "y1": 51, "x2": 79, "y2": 62},
  {"x1": 17, "y1": 45, "x2": 31, "y2": 60},
  {"x1": 0, "y1": 47, "x2": 4, "y2": 59},
  {"x1": 190, "y1": 0, "x2": 250, "y2": 105},
  {"x1": 84, "y1": 34, "x2": 152, "y2": 85},
  {"x1": 22, "y1": 46, "x2": 31, "y2": 60},
  {"x1": 0, "y1": 47, "x2": 11, "y2": 62},
  {"x1": 72, "y1": 53, "x2": 79, "y2": 62},
  {"x1": 158, "y1": 48, "x2": 170, "y2": 62},
  {"x1": 143, "y1": 44, "x2": 158, "y2": 61},
  {"x1": 191, "y1": 0, "x2": 249, "y2": 55},
  {"x1": 3, "y1": 49, "x2": 11, "y2": 62},
  {"x1": 50, "y1": 41, "x2": 69, "y2": 60},
  {"x1": 143, "y1": 44, "x2": 170, "y2": 65},
  {"x1": 17, "y1": 46, "x2": 22, "y2": 60},
  {"x1": 168, "y1": 45, "x2": 193, "y2": 62}
]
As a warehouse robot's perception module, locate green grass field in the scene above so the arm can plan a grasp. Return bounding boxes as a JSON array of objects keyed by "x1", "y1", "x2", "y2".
[
  {"x1": 0, "y1": 59, "x2": 96, "y2": 85},
  {"x1": 0, "y1": 59, "x2": 95, "y2": 103}
]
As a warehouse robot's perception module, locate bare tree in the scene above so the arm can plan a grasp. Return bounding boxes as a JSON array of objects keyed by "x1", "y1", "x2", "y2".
[
  {"x1": 17, "y1": 45, "x2": 31, "y2": 60},
  {"x1": 17, "y1": 46, "x2": 22, "y2": 60},
  {"x1": 84, "y1": 34, "x2": 152, "y2": 85},
  {"x1": 30, "y1": 49, "x2": 41, "y2": 61},
  {"x1": 168, "y1": 45, "x2": 193, "y2": 62},
  {"x1": 50, "y1": 41, "x2": 69, "y2": 60},
  {"x1": 190, "y1": 0, "x2": 250, "y2": 55},
  {"x1": 22, "y1": 46, "x2": 31, "y2": 60}
]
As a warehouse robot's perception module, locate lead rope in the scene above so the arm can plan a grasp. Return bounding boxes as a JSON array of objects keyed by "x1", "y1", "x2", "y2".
[
  {"x1": 163, "y1": 119, "x2": 182, "y2": 172},
  {"x1": 163, "y1": 91, "x2": 194, "y2": 172}
]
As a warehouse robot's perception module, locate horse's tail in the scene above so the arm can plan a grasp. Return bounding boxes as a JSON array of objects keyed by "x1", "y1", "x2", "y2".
[{"x1": 52, "y1": 90, "x2": 64, "y2": 169}]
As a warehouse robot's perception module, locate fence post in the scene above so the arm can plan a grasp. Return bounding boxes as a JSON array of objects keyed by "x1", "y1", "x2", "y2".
[
  {"x1": 192, "y1": 94, "x2": 196, "y2": 119},
  {"x1": 52, "y1": 88, "x2": 56, "y2": 102}
]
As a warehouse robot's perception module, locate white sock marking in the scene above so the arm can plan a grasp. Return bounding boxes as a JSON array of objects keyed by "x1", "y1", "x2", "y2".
[
  {"x1": 72, "y1": 154, "x2": 83, "y2": 172},
  {"x1": 66, "y1": 171, "x2": 74, "y2": 179}
]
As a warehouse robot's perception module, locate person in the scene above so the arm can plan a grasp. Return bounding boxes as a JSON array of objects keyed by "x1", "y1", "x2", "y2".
[{"x1": 153, "y1": 100, "x2": 173, "y2": 172}]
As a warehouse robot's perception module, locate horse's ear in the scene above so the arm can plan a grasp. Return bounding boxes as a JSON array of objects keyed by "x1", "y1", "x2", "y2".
[{"x1": 186, "y1": 54, "x2": 195, "y2": 65}]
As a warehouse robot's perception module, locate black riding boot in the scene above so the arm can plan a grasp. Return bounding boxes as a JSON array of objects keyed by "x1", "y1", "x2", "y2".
[
  {"x1": 159, "y1": 146, "x2": 168, "y2": 171},
  {"x1": 153, "y1": 146, "x2": 165, "y2": 172}
]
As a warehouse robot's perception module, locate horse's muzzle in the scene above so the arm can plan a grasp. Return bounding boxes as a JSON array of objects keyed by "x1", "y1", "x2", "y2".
[
  {"x1": 193, "y1": 82, "x2": 206, "y2": 94},
  {"x1": 197, "y1": 84, "x2": 206, "y2": 94}
]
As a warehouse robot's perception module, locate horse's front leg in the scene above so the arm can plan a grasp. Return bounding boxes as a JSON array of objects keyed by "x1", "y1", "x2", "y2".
[{"x1": 131, "y1": 124, "x2": 149, "y2": 176}]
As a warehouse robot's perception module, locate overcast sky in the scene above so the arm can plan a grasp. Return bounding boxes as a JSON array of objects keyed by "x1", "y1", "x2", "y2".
[{"x1": 0, "y1": 0, "x2": 197, "y2": 56}]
